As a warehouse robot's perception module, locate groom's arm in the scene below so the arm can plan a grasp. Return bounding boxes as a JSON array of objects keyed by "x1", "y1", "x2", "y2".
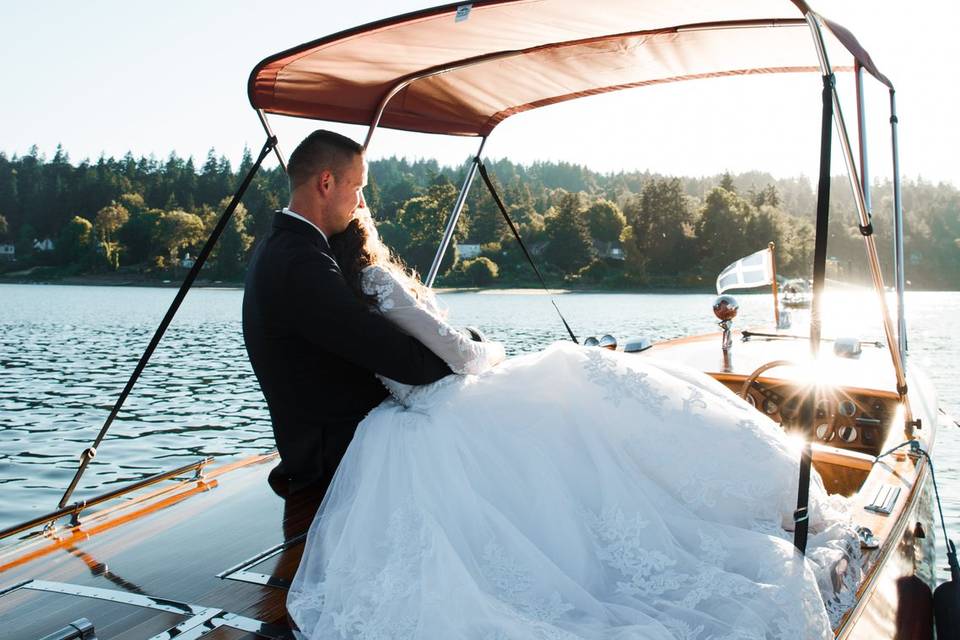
[{"x1": 287, "y1": 253, "x2": 452, "y2": 385}]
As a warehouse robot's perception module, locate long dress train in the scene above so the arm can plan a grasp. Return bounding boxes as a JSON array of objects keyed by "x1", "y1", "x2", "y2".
[{"x1": 288, "y1": 267, "x2": 861, "y2": 639}]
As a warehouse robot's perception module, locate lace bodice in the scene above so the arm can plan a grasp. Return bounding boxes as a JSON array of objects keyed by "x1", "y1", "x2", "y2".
[{"x1": 360, "y1": 265, "x2": 505, "y2": 403}]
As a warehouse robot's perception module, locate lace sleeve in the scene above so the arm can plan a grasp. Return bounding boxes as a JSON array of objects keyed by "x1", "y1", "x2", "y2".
[{"x1": 361, "y1": 266, "x2": 505, "y2": 375}]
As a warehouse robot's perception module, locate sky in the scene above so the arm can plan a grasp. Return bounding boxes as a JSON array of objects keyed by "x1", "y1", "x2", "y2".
[{"x1": 1, "y1": 0, "x2": 957, "y2": 185}]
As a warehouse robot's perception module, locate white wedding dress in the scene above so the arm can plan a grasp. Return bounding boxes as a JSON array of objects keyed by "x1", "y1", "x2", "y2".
[{"x1": 288, "y1": 266, "x2": 862, "y2": 640}]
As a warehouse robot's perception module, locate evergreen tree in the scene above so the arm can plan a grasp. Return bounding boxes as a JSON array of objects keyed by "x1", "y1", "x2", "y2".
[
  {"x1": 394, "y1": 177, "x2": 465, "y2": 276},
  {"x1": 15, "y1": 223, "x2": 37, "y2": 262},
  {"x1": 0, "y1": 155, "x2": 19, "y2": 231},
  {"x1": 208, "y1": 197, "x2": 252, "y2": 279},
  {"x1": 719, "y1": 172, "x2": 737, "y2": 193},
  {"x1": 364, "y1": 170, "x2": 382, "y2": 215},
  {"x1": 544, "y1": 191, "x2": 594, "y2": 272},
  {"x1": 118, "y1": 208, "x2": 163, "y2": 265},
  {"x1": 463, "y1": 170, "x2": 504, "y2": 244},
  {"x1": 628, "y1": 178, "x2": 694, "y2": 276},
  {"x1": 695, "y1": 187, "x2": 755, "y2": 275}
]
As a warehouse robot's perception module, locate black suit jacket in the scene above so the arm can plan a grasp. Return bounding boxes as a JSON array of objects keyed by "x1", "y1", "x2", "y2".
[{"x1": 242, "y1": 212, "x2": 452, "y2": 494}]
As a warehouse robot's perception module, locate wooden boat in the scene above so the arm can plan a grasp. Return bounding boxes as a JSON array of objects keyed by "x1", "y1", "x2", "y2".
[{"x1": 1, "y1": 1, "x2": 953, "y2": 638}]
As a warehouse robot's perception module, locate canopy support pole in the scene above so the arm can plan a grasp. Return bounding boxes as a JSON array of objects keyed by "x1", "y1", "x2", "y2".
[
  {"x1": 769, "y1": 242, "x2": 780, "y2": 328},
  {"x1": 855, "y1": 63, "x2": 872, "y2": 216},
  {"x1": 889, "y1": 89, "x2": 907, "y2": 358},
  {"x1": 792, "y1": 66, "x2": 835, "y2": 557},
  {"x1": 806, "y1": 13, "x2": 908, "y2": 408},
  {"x1": 425, "y1": 137, "x2": 487, "y2": 287},
  {"x1": 362, "y1": 50, "x2": 521, "y2": 150},
  {"x1": 53, "y1": 135, "x2": 278, "y2": 512},
  {"x1": 256, "y1": 109, "x2": 287, "y2": 172}
]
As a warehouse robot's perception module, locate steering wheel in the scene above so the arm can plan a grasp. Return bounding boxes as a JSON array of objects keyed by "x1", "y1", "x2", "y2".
[
  {"x1": 739, "y1": 360, "x2": 830, "y2": 438},
  {"x1": 738, "y1": 360, "x2": 799, "y2": 400}
]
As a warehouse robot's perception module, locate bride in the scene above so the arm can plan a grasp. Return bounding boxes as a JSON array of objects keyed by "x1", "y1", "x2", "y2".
[{"x1": 287, "y1": 215, "x2": 861, "y2": 640}]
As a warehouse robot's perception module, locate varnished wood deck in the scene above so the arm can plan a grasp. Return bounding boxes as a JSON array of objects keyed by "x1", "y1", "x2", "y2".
[{"x1": 0, "y1": 454, "x2": 322, "y2": 640}]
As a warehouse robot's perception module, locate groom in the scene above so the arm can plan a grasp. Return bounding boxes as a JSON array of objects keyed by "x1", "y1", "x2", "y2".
[{"x1": 242, "y1": 130, "x2": 451, "y2": 496}]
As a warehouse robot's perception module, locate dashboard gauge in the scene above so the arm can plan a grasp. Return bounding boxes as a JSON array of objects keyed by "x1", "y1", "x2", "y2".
[
  {"x1": 763, "y1": 398, "x2": 779, "y2": 415},
  {"x1": 838, "y1": 400, "x2": 857, "y2": 417},
  {"x1": 746, "y1": 394, "x2": 757, "y2": 408},
  {"x1": 815, "y1": 423, "x2": 834, "y2": 441},
  {"x1": 838, "y1": 425, "x2": 858, "y2": 443}
]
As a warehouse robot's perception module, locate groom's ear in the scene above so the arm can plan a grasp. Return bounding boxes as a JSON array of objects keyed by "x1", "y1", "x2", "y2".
[{"x1": 316, "y1": 169, "x2": 334, "y2": 195}]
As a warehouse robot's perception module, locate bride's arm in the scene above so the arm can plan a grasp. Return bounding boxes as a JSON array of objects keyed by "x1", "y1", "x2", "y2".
[{"x1": 362, "y1": 266, "x2": 505, "y2": 375}]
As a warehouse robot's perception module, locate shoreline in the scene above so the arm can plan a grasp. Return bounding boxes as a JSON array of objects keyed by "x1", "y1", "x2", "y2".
[
  {"x1": 2, "y1": 274, "x2": 955, "y2": 294},
  {"x1": 0, "y1": 277, "x2": 710, "y2": 294}
]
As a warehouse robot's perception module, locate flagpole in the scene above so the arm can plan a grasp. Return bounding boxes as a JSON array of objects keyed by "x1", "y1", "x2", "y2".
[{"x1": 769, "y1": 242, "x2": 780, "y2": 328}]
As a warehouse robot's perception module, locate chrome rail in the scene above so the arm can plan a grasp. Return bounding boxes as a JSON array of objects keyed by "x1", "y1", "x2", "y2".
[
  {"x1": 425, "y1": 137, "x2": 487, "y2": 287},
  {"x1": 257, "y1": 109, "x2": 287, "y2": 172},
  {"x1": 362, "y1": 51, "x2": 519, "y2": 150},
  {"x1": 0, "y1": 458, "x2": 212, "y2": 541},
  {"x1": 855, "y1": 64, "x2": 872, "y2": 215},
  {"x1": 889, "y1": 90, "x2": 907, "y2": 358},
  {"x1": 805, "y1": 14, "x2": 909, "y2": 410}
]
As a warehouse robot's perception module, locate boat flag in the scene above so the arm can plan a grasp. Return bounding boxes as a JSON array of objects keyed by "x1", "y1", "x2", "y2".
[{"x1": 716, "y1": 247, "x2": 774, "y2": 294}]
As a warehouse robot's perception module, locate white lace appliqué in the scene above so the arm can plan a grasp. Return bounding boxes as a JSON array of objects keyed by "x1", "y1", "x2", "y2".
[
  {"x1": 361, "y1": 267, "x2": 400, "y2": 311},
  {"x1": 481, "y1": 541, "x2": 575, "y2": 627},
  {"x1": 581, "y1": 350, "x2": 667, "y2": 414}
]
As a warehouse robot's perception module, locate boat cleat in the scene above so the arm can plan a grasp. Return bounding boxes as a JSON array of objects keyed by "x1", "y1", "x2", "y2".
[{"x1": 857, "y1": 526, "x2": 880, "y2": 549}]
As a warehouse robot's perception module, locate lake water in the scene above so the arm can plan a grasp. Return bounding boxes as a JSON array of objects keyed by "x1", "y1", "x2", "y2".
[{"x1": 2, "y1": 283, "x2": 959, "y2": 584}]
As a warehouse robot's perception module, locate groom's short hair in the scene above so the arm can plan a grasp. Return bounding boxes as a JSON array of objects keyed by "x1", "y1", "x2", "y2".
[{"x1": 287, "y1": 130, "x2": 364, "y2": 190}]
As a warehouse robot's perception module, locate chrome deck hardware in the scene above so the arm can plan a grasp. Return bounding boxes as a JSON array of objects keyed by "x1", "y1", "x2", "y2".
[{"x1": 865, "y1": 485, "x2": 902, "y2": 515}]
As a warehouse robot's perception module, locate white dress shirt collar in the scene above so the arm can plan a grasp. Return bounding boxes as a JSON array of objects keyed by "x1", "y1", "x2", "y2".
[{"x1": 281, "y1": 207, "x2": 329, "y2": 245}]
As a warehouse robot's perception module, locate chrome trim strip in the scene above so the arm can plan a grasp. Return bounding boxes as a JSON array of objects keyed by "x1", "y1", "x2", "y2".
[
  {"x1": 26, "y1": 579, "x2": 209, "y2": 615},
  {"x1": 9, "y1": 580, "x2": 294, "y2": 640},
  {"x1": 0, "y1": 579, "x2": 31, "y2": 597},
  {"x1": 223, "y1": 570, "x2": 292, "y2": 590},
  {"x1": 213, "y1": 612, "x2": 294, "y2": 639},
  {"x1": 217, "y1": 532, "x2": 306, "y2": 579},
  {"x1": 147, "y1": 610, "x2": 221, "y2": 640}
]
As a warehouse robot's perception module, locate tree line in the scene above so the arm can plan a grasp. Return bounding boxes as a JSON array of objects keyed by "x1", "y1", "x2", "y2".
[{"x1": 0, "y1": 145, "x2": 957, "y2": 289}]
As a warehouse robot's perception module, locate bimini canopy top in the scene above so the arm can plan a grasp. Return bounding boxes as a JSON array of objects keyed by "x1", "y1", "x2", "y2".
[{"x1": 249, "y1": 0, "x2": 892, "y2": 138}]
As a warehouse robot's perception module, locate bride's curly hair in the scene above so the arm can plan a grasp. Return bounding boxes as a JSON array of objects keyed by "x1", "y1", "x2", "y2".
[{"x1": 329, "y1": 214, "x2": 435, "y2": 309}]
